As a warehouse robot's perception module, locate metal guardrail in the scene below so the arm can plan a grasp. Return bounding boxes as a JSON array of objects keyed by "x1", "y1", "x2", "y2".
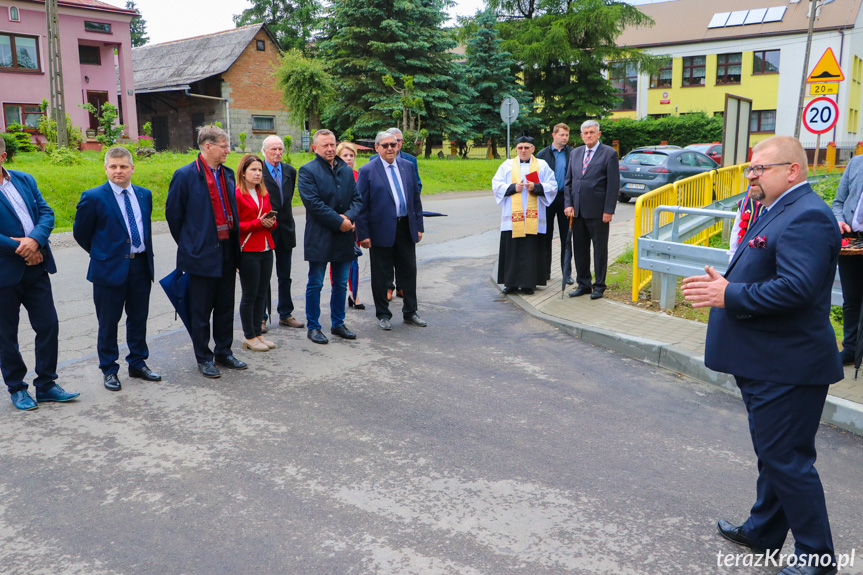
[{"x1": 632, "y1": 164, "x2": 749, "y2": 301}]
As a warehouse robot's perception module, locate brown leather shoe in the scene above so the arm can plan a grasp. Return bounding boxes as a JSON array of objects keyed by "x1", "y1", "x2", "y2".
[
  {"x1": 279, "y1": 316, "x2": 305, "y2": 328},
  {"x1": 261, "y1": 320, "x2": 268, "y2": 334},
  {"x1": 396, "y1": 289, "x2": 404, "y2": 298},
  {"x1": 387, "y1": 289, "x2": 393, "y2": 301}
]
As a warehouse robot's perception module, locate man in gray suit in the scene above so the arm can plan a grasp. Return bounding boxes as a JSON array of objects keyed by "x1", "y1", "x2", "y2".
[
  {"x1": 563, "y1": 120, "x2": 620, "y2": 300},
  {"x1": 831, "y1": 154, "x2": 863, "y2": 364}
]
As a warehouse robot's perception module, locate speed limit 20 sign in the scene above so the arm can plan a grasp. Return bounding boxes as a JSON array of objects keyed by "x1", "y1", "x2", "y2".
[{"x1": 802, "y1": 97, "x2": 839, "y2": 134}]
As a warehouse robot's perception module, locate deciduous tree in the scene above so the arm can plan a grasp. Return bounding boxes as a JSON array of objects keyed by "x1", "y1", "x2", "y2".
[{"x1": 233, "y1": 0, "x2": 321, "y2": 54}]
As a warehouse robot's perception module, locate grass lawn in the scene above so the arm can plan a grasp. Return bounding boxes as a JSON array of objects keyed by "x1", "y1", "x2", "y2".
[{"x1": 7, "y1": 150, "x2": 501, "y2": 231}]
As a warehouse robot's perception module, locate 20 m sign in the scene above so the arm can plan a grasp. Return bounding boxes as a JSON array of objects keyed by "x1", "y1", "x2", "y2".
[{"x1": 802, "y1": 97, "x2": 839, "y2": 135}]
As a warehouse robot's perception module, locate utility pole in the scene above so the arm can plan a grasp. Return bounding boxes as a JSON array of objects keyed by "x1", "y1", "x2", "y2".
[
  {"x1": 794, "y1": 0, "x2": 835, "y2": 139},
  {"x1": 46, "y1": 0, "x2": 68, "y2": 147}
]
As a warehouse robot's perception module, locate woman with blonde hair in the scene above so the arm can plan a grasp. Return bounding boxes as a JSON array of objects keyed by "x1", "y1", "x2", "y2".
[
  {"x1": 336, "y1": 141, "x2": 366, "y2": 310},
  {"x1": 235, "y1": 154, "x2": 277, "y2": 351}
]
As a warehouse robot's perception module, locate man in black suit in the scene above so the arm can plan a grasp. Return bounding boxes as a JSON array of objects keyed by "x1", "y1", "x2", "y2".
[
  {"x1": 356, "y1": 131, "x2": 426, "y2": 331},
  {"x1": 166, "y1": 125, "x2": 247, "y2": 378},
  {"x1": 682, "y1": 136, "x2": 841, "y2": 575},
  {"x1": 536, "y1": 123, "x2": 574, "y2": 283},
  {"x1": 73, "y1": 146, "x2": 161, "y2": 391},
  {"x1": 261, "y1": 135, "x2": 304, "y2": 329},
  {"x1": 563, "y1": 120, "x2": 620, "y2": 300}
]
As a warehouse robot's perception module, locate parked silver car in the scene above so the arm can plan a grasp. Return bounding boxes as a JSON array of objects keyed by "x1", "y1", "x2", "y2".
[{"x1": 618, "y1": 147, "x2": 719, "y2": 202}]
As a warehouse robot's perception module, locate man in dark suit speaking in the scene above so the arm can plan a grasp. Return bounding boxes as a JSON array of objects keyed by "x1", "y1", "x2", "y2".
[
  {"x1": 74, "y1": 146, "x2": 161, "y2": 391},
  {"x1": 563, "y1": 120, "x2": 619, "y2": 300},
  {"x1": 683, "y1": 136, "x2": 842, "y2": 575},
  {"x1": 0, "y1": 136, "x2": 79, "y2": 410},
  {"x1": 356, "y1": 131, "x2": 426, "y2": 331},
  {"x1": 261, "y1": 135, "x2": 304, "y2": 329}
]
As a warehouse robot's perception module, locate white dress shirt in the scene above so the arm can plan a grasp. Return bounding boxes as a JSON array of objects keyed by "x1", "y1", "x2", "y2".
[
  {"x1": 0, "y1": 168, "x2": 35, "y2": 236},
  {"x1": 108, "y1": 180, "x2": 146, "y2": 254}
]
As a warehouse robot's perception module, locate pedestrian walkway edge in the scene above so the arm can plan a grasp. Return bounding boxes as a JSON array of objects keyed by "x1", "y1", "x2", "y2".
[{"x1": 493, "y1": 275, "x2": 863, "y2": 437}]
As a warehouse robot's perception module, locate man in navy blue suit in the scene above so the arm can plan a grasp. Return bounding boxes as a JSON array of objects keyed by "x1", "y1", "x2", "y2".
[
  {"x1": 74, "y1": 147, "x2": 161, "y2": 391},
  {"x1": 0, "y1": 137, "x2": 79, "y2": 410},
  {"x1": 683, "y1": 136, "x2": 841, "y2": 575},
  {"x1": 166, "y1": 125, "x2": 247, "y2": 378},
  {"x1": 356, "y1": 131, "x2": 425, "y2": 331}
]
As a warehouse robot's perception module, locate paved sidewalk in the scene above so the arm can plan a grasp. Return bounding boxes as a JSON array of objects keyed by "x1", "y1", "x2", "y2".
[{"x1": 499, "y1": 215, "x2": 863, "y2": 436}]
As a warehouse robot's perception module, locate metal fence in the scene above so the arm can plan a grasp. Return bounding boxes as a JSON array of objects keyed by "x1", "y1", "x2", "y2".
[{"x1": 631, "y1": 163, "x2": 749, "y2": 301}]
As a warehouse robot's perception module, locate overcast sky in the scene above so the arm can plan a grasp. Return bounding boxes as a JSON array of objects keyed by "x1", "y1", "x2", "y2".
[{"x1": 101, "y1": 0, "x2": 487, "y2": 45}]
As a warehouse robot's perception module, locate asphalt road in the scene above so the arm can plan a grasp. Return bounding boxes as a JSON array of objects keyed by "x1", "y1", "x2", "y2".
[{"x1": 3, "y1": 192, "x2": 861, "y2": 575}]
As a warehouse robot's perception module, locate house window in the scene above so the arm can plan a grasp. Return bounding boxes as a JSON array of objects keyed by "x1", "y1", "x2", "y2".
[
  {"x1": 750, "y1": 110, "x2": 776, "y2": 133},
  {"x1": 256, "y1": 40, "x2": 265, "y2": 51},
  {"x1": 716, "y1": 53, "x2": 742, "y2": 84},
  {"x1": 0, "y1": 33, "x2": 40, "y2": 71},
  {"x1": 252, "y1": 115, "x2": 276, "y2": 133},
  {"x1": 681, "y1": 56, "x2": 706, "y2": 86},
  {"x1": 753, "y1": 50, "x2": 780, "y2": 74},
  {"x1": 649, "y1": 58, "x2": 673, "y2": 88},
  {"x1": 9, "y1": 6, "x2": 20, "y2": 22},
  {"x1": 609, "y1": 61, "x2": 637, "y2": 111},
  {"x1": 3, "y1": 103, "x2": 45, "y2": 131},
  {"x1": 84, "y1": 21, "x2": 112, "y2": 34},
  {"x1": 78, "y1": 45, "x2": 101, "y2": 66}
]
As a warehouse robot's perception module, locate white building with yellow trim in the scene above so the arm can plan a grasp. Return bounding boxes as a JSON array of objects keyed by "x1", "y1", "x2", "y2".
[{"x1": 614, "y1": 0, "x2": 863, "y2": 149}]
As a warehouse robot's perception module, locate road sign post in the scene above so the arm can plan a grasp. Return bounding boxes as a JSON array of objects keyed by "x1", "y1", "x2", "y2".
[{"x1": 500, "y1": 97, "x2": 520, "y2": 160}]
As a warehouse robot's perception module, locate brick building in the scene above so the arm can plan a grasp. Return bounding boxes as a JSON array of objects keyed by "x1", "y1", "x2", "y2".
[{"x1": 132, "y1": 23, "x2": 300, "y2": 151}]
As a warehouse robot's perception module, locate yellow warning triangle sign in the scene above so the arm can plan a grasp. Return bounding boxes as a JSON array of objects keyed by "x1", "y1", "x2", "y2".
[{"x1": 807, "y1": 47, "x2": 844, "y2": 82}]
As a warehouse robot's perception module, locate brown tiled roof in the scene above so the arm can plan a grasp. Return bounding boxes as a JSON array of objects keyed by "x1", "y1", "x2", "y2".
[
  {"x1": 17, "y1": 0, "x2": 138, "y2": 15},
  {"x1": 619, "y1": 0, "x2": 863, "y2": 48}
]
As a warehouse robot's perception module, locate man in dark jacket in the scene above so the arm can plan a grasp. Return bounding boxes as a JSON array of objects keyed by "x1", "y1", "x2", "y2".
[
  {"x1": 298, "y1": 129, "x2": 362, "y2": 344},
  {"x1": 261, "y1": 135, "x2": 303, "y2": 329},
  {"x1": 166, "y1": 125, "x2": 246, "y2": 378},
  {"x1": 536, "y1": 123, "x2": 574, "y2": 283}
]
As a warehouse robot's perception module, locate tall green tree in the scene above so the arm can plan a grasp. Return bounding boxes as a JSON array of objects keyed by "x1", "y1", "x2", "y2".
[
  {"x1": 275, "y1": 49, "x2": 335, "y2": 133},
  {"x1": 319, "y1": 0, "x2": 475, "y2": 156},
  {"x1": 126, "y1": 1, "x2": 149, "y2": 47},
  {"x1": 493, "y1": 0, "x2": 656, "y2": 134},
  {"x1": 464, "y1": 8, "x2": 538, "y2": 158},
  {"x1": 233, "y1": 0, "x2": 321, "y2": 54}
]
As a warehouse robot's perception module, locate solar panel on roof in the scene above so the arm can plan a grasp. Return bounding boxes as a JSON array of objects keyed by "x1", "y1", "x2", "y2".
[
  {"x1": 708, "y1": 12, "x2": 731, "y2": 28},
  {"x1": 764, "y1": 5, "x2": 786, "y2": 22},
  {"x1": 744, "y1": 8, "x2": 767, "y2": 24},
  {"x1": 726, "y1": 10, "x2": 748, "y2": 26}
]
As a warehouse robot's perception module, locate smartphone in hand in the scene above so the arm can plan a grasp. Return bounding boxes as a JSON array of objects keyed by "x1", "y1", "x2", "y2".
[{"x1": 264, "y1": 210, "x2": 278, "y2": 219}]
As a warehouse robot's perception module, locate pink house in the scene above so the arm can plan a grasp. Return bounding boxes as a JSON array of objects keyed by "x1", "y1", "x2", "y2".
[{"x1": 0, "y1": 0, "x2": 138, "y2": 143}]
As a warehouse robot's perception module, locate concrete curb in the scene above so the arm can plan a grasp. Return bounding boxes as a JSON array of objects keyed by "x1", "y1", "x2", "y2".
[{"x1": 496, "y1": 275, "x2": 863, "y2": 437}]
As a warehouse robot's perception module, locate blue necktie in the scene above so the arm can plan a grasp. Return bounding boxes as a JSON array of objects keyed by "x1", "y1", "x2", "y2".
[
  {"x1": 122, "y1": 189, "x2": 141, "y2": 248},
  {"x1": 389, "y1": 164, "x2": 407, "y2": 217}
]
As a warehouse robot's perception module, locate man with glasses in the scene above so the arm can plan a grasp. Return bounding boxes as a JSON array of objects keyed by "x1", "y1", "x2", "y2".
[
  {"x1": 383, "y1": 127, "x2": 421, "y2": 300},
  {"x1": 298, "y1": 129, "x2": 362, "y2": 344},
  {"x1": 492, "y1": 132, "x2": 558, "y2": 295},
  {"x1": 683, "y1": 136, "x2": 842, "y2": 575},
  {"x1": 356, "y1": 131, "x2": 425, "y2": 330},
  {"x1": 166, "y1": 125, "x2": 247, "y2": 378}
]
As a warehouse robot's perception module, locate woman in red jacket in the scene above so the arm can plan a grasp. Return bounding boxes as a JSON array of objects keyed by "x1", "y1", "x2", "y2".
[{"x1": 236, "y1": 154, "x2": 277, "y2": 352}]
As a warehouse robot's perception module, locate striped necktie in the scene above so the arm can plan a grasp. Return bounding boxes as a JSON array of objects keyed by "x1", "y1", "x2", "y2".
[{"x1": 582, "y1": 149, "x2": 592, "y2": 175}]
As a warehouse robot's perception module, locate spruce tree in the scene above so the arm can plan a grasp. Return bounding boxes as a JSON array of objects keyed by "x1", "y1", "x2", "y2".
[
  {"x1": 320, "y1": 0, "x2": 474, "y2": 155},
  {"x1": 126, "y1": 1, "x2": 149, "y2": 48},
  {"x1": 464, "y1": 9, "x2": 538, "y2": 158}
]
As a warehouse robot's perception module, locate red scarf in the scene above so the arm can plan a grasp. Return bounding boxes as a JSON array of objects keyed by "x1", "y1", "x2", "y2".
[{"x1": 197, "y1": 154, "x2": 233, "y2": 240}]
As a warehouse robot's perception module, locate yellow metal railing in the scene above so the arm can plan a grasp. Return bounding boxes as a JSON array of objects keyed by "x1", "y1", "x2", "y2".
[{"x1": 631, "y1": 164, "x2": 749, "y2": 301}]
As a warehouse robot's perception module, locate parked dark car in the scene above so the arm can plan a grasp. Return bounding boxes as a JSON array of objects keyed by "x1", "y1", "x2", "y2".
[
  {"x1": 618, "y1": 147, "x2": 719, "y2": 202},
  {"x1": 685, "y1": 143, "x2": 722, "y2": 164}
]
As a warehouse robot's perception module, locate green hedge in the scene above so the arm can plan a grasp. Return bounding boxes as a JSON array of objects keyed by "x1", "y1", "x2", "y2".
[
  {"x1": 1, "y1": 133, "x2": 18, "y2": 161},
  {"x1": 594, "y1": 113, "x2": 724, "y2": 156}
]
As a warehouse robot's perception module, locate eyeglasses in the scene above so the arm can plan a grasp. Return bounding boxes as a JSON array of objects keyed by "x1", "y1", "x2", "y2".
[
  {"x1": 743, "y1": 163, "x2": 792, "y2": 177},
  {"x1": 396, "y1": 138, "x2": 404, "y2": 142},
  {"x1": 209, "y1": 143, "x2": 229, "y2": 150},
  {"x1": 379, "y1": 143, "x2": 398, "y2": 149}
]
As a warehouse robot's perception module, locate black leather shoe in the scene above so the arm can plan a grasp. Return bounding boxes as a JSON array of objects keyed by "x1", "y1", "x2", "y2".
[
  {"x1": 308, "y1": 329, "x2": 328, "y2": 344},
  {"x1": 590, "y1": 290, "x2": 604, "y2": 300},
  {"x1": 379, "y1": 318, "x2": 392, "y2": 330},
  {"x1": 565, "y1": 276, "x2": 575, "y2": 285},
  {"x1": 568, "y1": 287, "x2": 590, "y2": 297},
  {"x1": 717, "y1": 520, "x2": 762, "y2": 552},
  {"x1": 404, "y1": 314, "x2": 427, "y2": 327},
  {"x1": 215, "y1": 355, "x2": 247, "y2": 370},
  {"x1": 777, "y1": 564, "x2": 837, "y2": 575},
  {"x1": 331, "y1": 325, "x2": 357, "y2": 339},
  {"x1": 103, "y1": 373, "x2": 121, "y2": 391},
  {"x1": 521, "y1": 288, "x2": 534, "y2": 295},
  {"x1": 502, "y1": 286, "x2": 518, "y2": 295},
  {"x1": 197, "y1": 361, "x2": 221, "y2": 378},
  {"x1": 129, "y1": 365, "x2": 161, "y2": 381}
]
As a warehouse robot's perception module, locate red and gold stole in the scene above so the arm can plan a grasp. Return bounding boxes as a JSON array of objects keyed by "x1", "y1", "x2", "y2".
[{"x1": 197, "y1": 154, "x2": 234, "y2": 240}]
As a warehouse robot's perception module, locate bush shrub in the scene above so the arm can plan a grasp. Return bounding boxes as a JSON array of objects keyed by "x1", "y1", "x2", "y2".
[
  {"x1": 591, "y1": 113, "x2": 723, "y2": 155},
  {"x1": 1, "y1": 132, "x2": 19, "y2": 160},
  {"x1": 48, "y1": 146, "x2": 83, "y2": 165}
]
